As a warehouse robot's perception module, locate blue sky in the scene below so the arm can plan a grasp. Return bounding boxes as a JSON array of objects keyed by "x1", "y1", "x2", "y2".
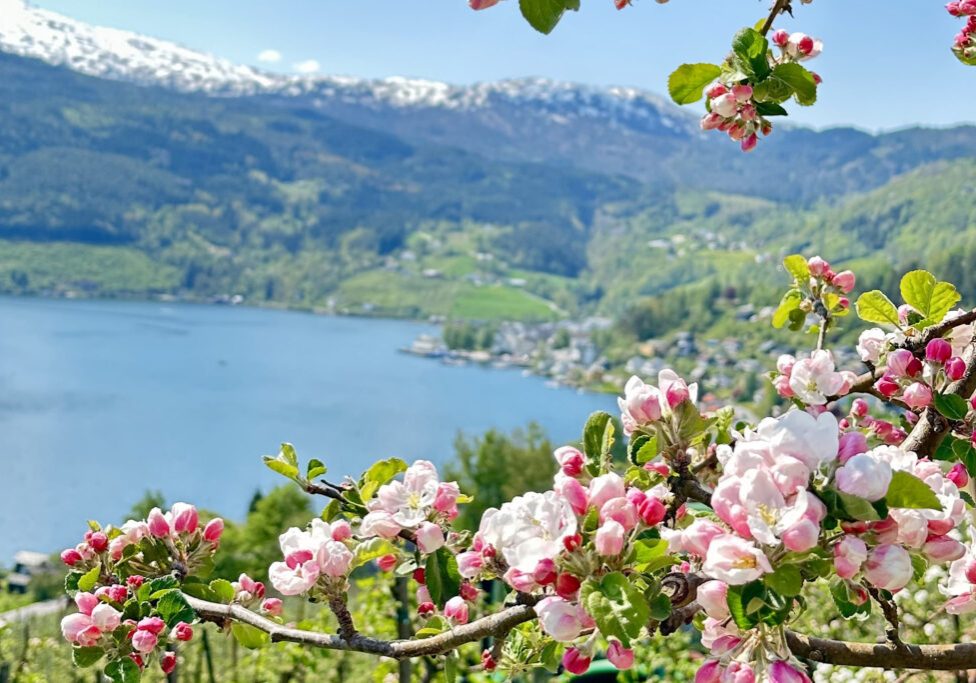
[{"x1": 37, "y1": 0, "x2": 974, "y2": 131}]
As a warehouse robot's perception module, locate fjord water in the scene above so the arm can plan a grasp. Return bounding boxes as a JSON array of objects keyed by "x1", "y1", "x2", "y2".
[{"x1": 0, "y1": 297, "x2": 614, "y2": 562}]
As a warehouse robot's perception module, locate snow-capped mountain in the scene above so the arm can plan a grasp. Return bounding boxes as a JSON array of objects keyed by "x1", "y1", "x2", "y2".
[{"x1": 0, "y1": 0, "x2": 694, "y2": 133}]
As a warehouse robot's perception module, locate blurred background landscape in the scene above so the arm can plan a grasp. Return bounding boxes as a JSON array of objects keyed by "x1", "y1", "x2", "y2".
[{"x1": 0, "y1": 0, "x2": 974, "y2": 679}]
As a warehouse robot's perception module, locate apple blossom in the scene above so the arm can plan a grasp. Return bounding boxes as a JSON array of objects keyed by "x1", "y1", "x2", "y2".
[
  {"x1": 835, "y1": 451, "x2": 892, "y2": 502},
  {"x1": 160, "y1": 652, "x2": 177, "y2": 675},
  {"x1": 534, "y1": 596, "x2": 590, "y2": 641},
  {"x1": 203, "y1": 517, "x2": 224, "y2": 543},
  {"x1": 857, "y1": 328, "x2": 886, "y2": 363},
  {"x1": 443, "y1": 596, "x2": 469, "y2": 625},
  {"x1": 902, "y1": 382, "x2": 933, "y2": 410},
  {"x1": 789, "y1": 350, "x2": 847, "y2": 404},
  {"x1": 863, "y1": 544, "x2": 913, "y2": 591},
  {"x1": 833, "y1": 535, "x2": 867, "y2": 579},
  {"x1": 415, "y1": 522, "x2": 446, "y2": 554},
  {"x1": 553, "y1": 446, "x2": 585, "y2": 477},
  {"x1": 261, "y1": 598, "x2": 284, "y2": 616},
  {"x1": 697, "y1": 580, "x2": 729, "y2": 620},
  {"x1": 479, "y1": 490, "x2": 577, "y2": 575},
  {"x1": 703, "y1": 535, "x2": 772, "y2": 585},
  {"x1": 595, "y1": 520, "x2": 626, "y2": 556}
]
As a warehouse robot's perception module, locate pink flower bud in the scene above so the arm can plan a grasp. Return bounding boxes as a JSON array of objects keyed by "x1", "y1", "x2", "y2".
[
  {"x1": 807, "y1": 256, "x2": 829, "y2": 277},
  {"x1": 563, "y1": 533, "x2": 583, "y2": 553},
  {"x1": 772, "y1": 29, "x2": 789, "y2": 47},
  {"x1": 147, "y1": 508, "x2": 171, "y2": 538},
  {"x1": 902, "y1": 382, "x2": 933, "y2": 410},
  {"x1": 833, "y1": 535, "x2": 867, "y2": 579},
  {"x1": 137, "y1": 616, "x2": 166, "y2": 635},
  {"x1": 851, "y1": 398, "x2": 870, "y2": 418},
  {"x1": 132, "y1": 629, "x2": 159, "y2": 653},
  {"x1": 555, "y1": 475, "x2": 589, "y2": 515},
  {"x1": 415, "y1": 522, "x2": 445, "y2": 554},
  {"x1": 86, "y1": 532, "x2": 108, "y2": 553},
  {"x1": 696, "y1": 580, "x2": 729, "y2": 620},
  {"x1": 330, "y1": 520, "x2": 352, "y2": 542},
  {"x1": 562, "y1": 648, "x2": 592, "y2": 675},
  {"x1": 926, "y1": 338, "x2": 953, "y2": 363},
  {"x1": 481, "y1": 650, "x2": 497, "y2": 671},
  {"x1": 127, "y1": 575, "x2": 145, "y2": 589},
  {"x1": 740, "y1": 133, "x2": 759, "y2": 153},
  {"x1": 444, "y1": 596, "x2": 469, "y2": 625},
  {"x1": 174, "y1": 622, "x2": 193, "y2": 642},
  {"x1": 417, "y1": 601, "x2": 436, "y2": 617},
  {"x1": 731, "y1": 84, "x2": 753, "y2": 103},
  {"x1": 61, "y1": 549, "x2": 83, "y2": 566},
  {"x1": 887, "y1": 349, "x2": 921, "y2": 378},
  {"x1": 376, "y1": 554, "x2": 397, "y2": 572},
  {"x1": 797, "y1": 35, "x2": 815, "y2": 55},
  {"x1": 459, "y1": 582, "x2": 479, "y2": 601},
  {"x1": 705, "y1": 83, "x2": 728, "y2": 99},
  {"x1": 595, "y1": 520, "x2": 626, "y2": 556},
  {"x1": 607, "y1": 640, "x2": 635, "y2": 670},
  {"x1": 261, "y1": 598, "x2": 284, "y2": 616},
  {"x1": 946, "y1": 356, "x2": 967, "y2": 381},
  {"x1": 874, "y1": 375, "x2": 900, "y2": 398},
  {"x1": 768, "y1": 660, "x2": 812, "y2": 683},
  {"x1": 203, "y1": 518, "x2": 224, "y2": 544},
  {"x1": 781, "y1": 519, "x2": 819, "y2": 553},
  {"x1": 160, "y1": 651, "x2": 177, "y2": 675},
  {"x1": 600, "y1": 497, "x2": 638, "y2": 531},
  {"x1": 555, "y1": 573, "x2": 581, "y2": 600},
  {"x1": 170, "y1": 503, "x2": 198, "y2": 534},
  {"x1": 637, "y1": 495, "x2": 666, "y2": 526},
  {"x1": 924, "y1": 535, "x2": 965, "y2": 563},
  {"x1": 696, "y1": 660, "x2": 723, "y2": 683},
  {"x1": 553, "y1": 446, "x2": 585, "y2": 477},
  {"x1": 832, "y1": 270, "x2": 856, "y2": 293},
  {"x1": 588, "y1": 472, "x2": 625, "y2": 510},
  {"x1": 456, "y1": 550, "x2": 483, "y2": 578},
  {"x1": 948, "y1": 463, "x2": 970, "y2": 488},
  {"x1": 864, "y1": 544, "x2": 913, "y2": 591},
  {"x1": 469, "y1": 0, "x2": 501, "y2": 9},
  {"x1": 533, "y1": 558, "x2": 558, "y2": 586},
  {"x1": 837, "y1": 431, "x2": 868, "y2": 464},
  {"x1": 665, "y1": 380, "x2": 690, "y2": 409}
]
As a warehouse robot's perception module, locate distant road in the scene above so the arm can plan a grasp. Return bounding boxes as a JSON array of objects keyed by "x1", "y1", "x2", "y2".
[{"x1": 0, "y1": 599, "x2": 66, "y2": 627}]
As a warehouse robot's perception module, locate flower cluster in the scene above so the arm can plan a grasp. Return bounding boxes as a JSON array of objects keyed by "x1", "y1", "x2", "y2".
[
  {"x1": 360, "y1": 460, "x2": 460, "y2": 552},
  {"x1": 699, "y1": 30, "x2": 822, "y2": 152},
  {"x1": 57, "y1": 503, "x2": 225, "y2": 677},
  {"x1": 268, "y1": 519, "x2": 354, "y2": 596},
  {"x1": 773, "y1": 350, "x2": 856, "y2": 405},
  {"x1": 948, "y1": 0, "x2": 976, "y2": 64}
]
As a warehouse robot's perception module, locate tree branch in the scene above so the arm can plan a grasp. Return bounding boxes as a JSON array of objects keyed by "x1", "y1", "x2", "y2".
[
  {"x1": 785, "y1": 632, "x2": 976, "y2": 671},
  {"x1": 182, "y1": 594, "x2": 537, "y2": 661},
  {"x1": 759, "y1": 0, "x2": 791, "y2": 36}
]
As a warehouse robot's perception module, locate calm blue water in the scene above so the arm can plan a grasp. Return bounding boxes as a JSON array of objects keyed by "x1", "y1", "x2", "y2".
[{"x1": 0, "y1": 297, "x2": 614, "y2": 562}]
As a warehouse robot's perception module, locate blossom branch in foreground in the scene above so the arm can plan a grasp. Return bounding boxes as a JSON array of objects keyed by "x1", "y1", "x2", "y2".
[{"x1": 184, "y1": 591, "x2": 976, "y2": 671}]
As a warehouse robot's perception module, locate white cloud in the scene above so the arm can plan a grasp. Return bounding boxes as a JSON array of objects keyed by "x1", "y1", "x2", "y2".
[
  {"x1": 292, "y1": 59, "x2": 320, "y2": 75},
  {"x1": 257, "y1": 49, "x2": 282, "y2": 64}
]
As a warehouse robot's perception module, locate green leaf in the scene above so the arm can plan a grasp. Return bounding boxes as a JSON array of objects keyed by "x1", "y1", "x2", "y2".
[
  {"x1": 627, "y1": 433, "x2": 658, "y2": 466},
  {"x1": 156, "y1": 591, "x2": 196, "y2": 628},
  {"x1": 359, "y1": 458, "x2": 408, "y2": 501},
  {"x1": 934, "y1": 393, "x2": 970, "y2": 421},
  {"x1": 443, "y1": 652, "x2": 459, "y2": 683},
  {"x1": 263, "y1": 454, "x2": 300, "y2": 481},
  {"x1": 231, "y1": 623, "x2": 270, "y2": 649},
  {"x1": 667, "y1": 63, "x2": 722, "y2": 105},
  {"x1": 829, "y1": 577, "x2": 870, "y2": 620},
  {"x1": 632, "y1": 538, "x2": 668, "y2": 572},
  {"x1": 180, "y1": 582, "x2": 219, "y2": 602},
  {"x1": 351, "y1": 538, "x2": 397, "y2": 569},
  {"x1": 580, "y1": 572, "x2": 650, "y2": 647},
  {"x1": 730, "y1": 28, "x2": 771, "y2": 80},
  {"x1": 783, "y1": 254, "x2": 810, "y2": 282},
  {"x1": 105, "y1": 658, "x2": 141, "y2": 683},
  {"x1": 209, "y1": 579, "x2": 236, "y2": 604},
  {"x1": 885, "y1": 470, "x2": 941, "y2": 510},
  {"x1": 65, "y1": 571, "x2": 82, "y2": 593},
  {"x1": 768, "y1": 63, "x2": 817, "y2": 105},
  {"x1": 900, "y1": 270, "x2": 960, "y2": 324},
  {"x1": 764, "y1": 565, "x2": 803, "y2": 597},
  {"x1": 306, "y1": 458, "x2": 327, "y2": 481},
  {"x1": 583, "y1": 411, "x2": 615, "y2": 474},
  {"x1": 77, "y1": 564, "x2": 101, "y2": 592},
  {"x1": 726, "y1": 582, "x2": 764, "y2": 630},
  {"x1": 518, "y1": 0, "x2": 567, "y2": 34},
  {"x1": 425, "y1": 548, "x2": 461, "y2": 608},
  {"x1": 855, "y1": 290, "x2": 901, "y2": 326},
  {"x1": 836, "y1": 492, "x2": 881, "y2": 521},
  {"x1": 772, "y1": 289, "x2": 803, "y2": 329},
  {"x1": 72, "y1": 647, "x2": 105, "y2": 668},
  {"x1": 754, "y1": 101, "x2": 789, "y2": 116}
]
